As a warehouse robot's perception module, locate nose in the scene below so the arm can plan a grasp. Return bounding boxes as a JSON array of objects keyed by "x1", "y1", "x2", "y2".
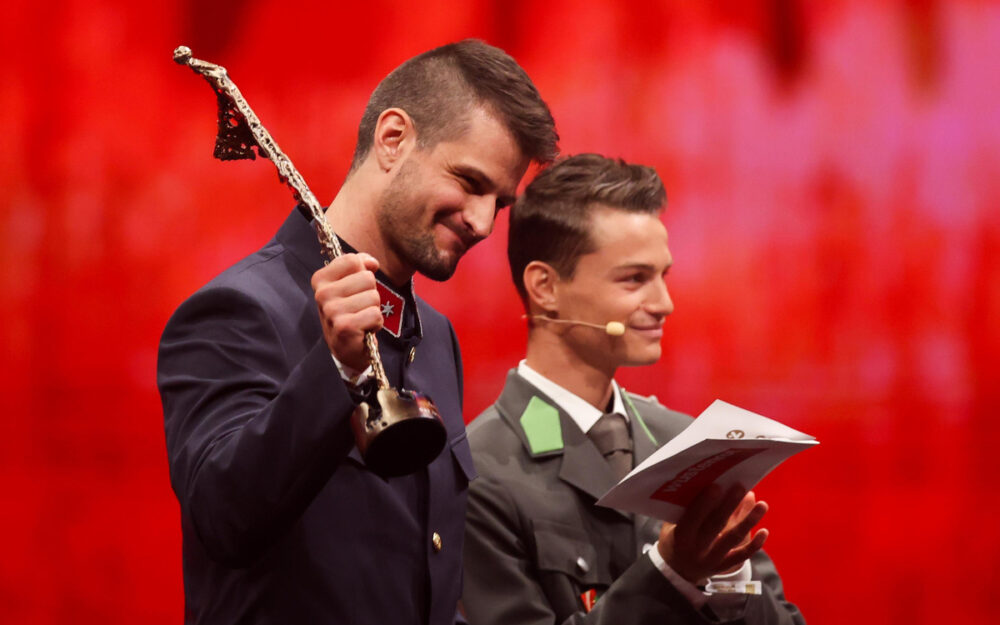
[
  {"x1": 461, "y1": 195, "x2": 498, "y2": 240},
  {"x1": 646, "y1": 278, "x2": 674, "y2": 318}
]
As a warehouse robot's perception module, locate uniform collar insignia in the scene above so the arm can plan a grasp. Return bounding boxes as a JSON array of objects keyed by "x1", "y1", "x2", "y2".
[
  {"x1": 519, "y1": 395, "x2": 564, "y2": 454},
  {"x1": 375, "y1": 279, "x2": 405, "y2": 338}
]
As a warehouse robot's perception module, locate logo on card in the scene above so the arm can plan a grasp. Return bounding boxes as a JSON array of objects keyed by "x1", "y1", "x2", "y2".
[{"x1": 650, "y1": 447, "x2": 766, "y2": 507}]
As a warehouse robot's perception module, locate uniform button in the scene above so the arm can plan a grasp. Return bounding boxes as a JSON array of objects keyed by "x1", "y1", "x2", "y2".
[
  {"x1": 431, "y1": 531, "x2": 443, "y2": 552},
  {"x1": 408, "y1": 347, "x2": 417, "y2": 363},
  {"x1": 576, "y1": 556, "x2": 589, "y2": 572}
]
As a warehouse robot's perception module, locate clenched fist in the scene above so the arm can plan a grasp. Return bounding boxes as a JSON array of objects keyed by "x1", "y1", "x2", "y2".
[{"x1": 311, "y1": 253, "x2": 384, "y2": 371}]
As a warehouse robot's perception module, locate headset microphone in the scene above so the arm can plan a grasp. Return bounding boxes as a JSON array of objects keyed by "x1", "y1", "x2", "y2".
[{"x1": 527, "y1": 315, "x2": 626, "y2": 337}]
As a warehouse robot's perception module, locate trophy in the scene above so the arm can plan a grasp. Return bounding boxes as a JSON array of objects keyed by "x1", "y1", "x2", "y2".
[{"x1": 173, "y1": 46, "x2": 447, "y2": 477}]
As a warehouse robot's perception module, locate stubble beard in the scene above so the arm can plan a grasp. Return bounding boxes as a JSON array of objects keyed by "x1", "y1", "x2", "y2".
[{"x1": 376, "y1": 160, "x2": 459, "y2": 282}]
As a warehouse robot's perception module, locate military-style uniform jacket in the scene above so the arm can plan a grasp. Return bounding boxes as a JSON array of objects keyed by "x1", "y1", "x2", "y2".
[
  {"x1": 158, "y1": 208, "x2": 476, "y2": 624},
  {"x1": 462, "y1": 371, "x2": 805, "y2": 625}
]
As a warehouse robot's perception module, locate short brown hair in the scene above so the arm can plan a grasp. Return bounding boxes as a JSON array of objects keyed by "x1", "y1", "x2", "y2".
[
  {"x1": 350, "y1": 39, "x2": 558, "y2": 171},
  {"x1": 508, "y1": 153, "x2": 666, "y2": 303}
]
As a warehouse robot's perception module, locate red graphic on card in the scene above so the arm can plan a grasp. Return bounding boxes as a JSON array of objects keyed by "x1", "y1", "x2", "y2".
[
  {"x1": 376, "y1": 281, "x2": 405, "y2": 337},
  {"x1": 651, "y1": 447, "x2": 766, "y2": 507}
]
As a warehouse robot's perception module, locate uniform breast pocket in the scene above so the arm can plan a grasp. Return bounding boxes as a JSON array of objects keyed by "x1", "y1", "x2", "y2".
[{"x1": 532, "y1": 519, "x2": 612, "y2": 616}]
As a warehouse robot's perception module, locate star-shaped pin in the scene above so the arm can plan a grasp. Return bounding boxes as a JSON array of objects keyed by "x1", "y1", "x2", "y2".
[{"x1": 381, "y1": 302, "x2": 395, "y2": 317}]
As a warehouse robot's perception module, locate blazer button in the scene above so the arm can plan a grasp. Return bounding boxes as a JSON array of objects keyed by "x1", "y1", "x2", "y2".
[
  {"x1": 576, "y1": 556, "x2": 589, "y2": 573},
  {"x1": 432, "y1": 532, "x2": 443, "y2": 552}
]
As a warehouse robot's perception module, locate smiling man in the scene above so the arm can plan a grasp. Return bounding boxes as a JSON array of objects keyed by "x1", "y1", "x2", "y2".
[
  {"x1": 158, "y1": 40, "x2": 556, "y2": 625},
  {"x1": 462, "y1": 154, "x2": 804, "y2": 625}
]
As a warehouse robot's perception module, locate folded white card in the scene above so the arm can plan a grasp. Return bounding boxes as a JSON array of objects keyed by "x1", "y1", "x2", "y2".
[{"x1": 597, "y1": 400, "x2": 818, "y2": 522}]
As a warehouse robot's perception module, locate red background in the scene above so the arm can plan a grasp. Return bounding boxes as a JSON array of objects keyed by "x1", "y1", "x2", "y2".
[{"x1": 3, "y1": 1, "x2": 999, "y2": 623}]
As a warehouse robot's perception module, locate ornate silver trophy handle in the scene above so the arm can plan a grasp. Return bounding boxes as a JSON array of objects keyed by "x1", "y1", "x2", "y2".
[
  {"x1": 173, "y1": 46, "x2": 446, "y2": 477},
  {"x1": 172, "y1": 45, "x2": 391, "y2": 391}
]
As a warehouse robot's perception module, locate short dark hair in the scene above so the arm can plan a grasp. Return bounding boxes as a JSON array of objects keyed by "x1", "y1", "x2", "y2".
[
  {"x1": 508, "y1": 153, "x2": 666, "y2": 303},
  {"x1": 350, "y1": 39, "x2": 558, "y2": 171}
]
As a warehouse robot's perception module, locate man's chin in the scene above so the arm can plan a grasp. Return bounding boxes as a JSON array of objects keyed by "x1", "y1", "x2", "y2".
[
  {"x1": 415, "y1": 257, "x2": 459, "y2": 282},
  {"x1": 624, "y1": 349, "x2": 662, "y2": 368}
]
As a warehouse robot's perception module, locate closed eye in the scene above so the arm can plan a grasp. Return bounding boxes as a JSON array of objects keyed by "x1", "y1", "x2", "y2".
[
  {"x1": 458, "y1": 174, "x2": 483, "y2": 194},
  {"x1": 619, "y1": 272, "x2": 651, "y2": 285}
]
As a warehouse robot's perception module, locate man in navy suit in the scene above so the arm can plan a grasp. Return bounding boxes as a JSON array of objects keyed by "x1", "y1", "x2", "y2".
[{"x1": 158, "y1": 40, "x2": 557, "y2": 624}]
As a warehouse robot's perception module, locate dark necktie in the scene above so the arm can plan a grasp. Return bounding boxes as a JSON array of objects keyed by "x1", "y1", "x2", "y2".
[{"x1": 587, "y1": 413, "x2": 633, "y2": 481}]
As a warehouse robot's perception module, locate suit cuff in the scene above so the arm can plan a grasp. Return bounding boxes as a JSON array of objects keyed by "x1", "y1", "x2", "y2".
[
  {"x1": 647, "y1": 544, "x2": 753, "y2": 608},
  {"x1": 708, "y1": 558, "x2": 751, "y2": 583},
  {"x1": 331, "y1": 353, "x2": 374, "y2": 387}
]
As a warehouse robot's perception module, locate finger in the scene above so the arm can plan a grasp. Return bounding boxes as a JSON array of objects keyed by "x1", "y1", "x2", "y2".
[
  {"x1": 319, "y1": 293, "x2": 382, "y2": 326},
  {"x1": 323, "y1": 308, "x2": 385, "y2": 346},
  {"x1": 675, "y1": 484, "x2": 723, "y2": 544},
  {"x1": 728, "y1": 491, "x2": 757, "y2": 527},
  {"x1": 657, "y1": 521, "x2": 676, "y2": 543},
  {"x1": 731, "y1": 499, "x2": 767, "y2": 537},
  {"x1": 717, "y1": 528, "x2": 768, "y2": 573},
  {"x1": 700, "y1": 484, "x2": 749, "y2": 540},
  {"x1": 311, "y1": 254, "x2": 372, "y2": 288},
  {"x1": 711, "y1": 500, "x2": 768, "y2": 557},
  {"x1": 315, "y1": 273, "x2": 380, "y2": 308},
  {"x1": 655, "y1": 523, "x2": 678, "y2": 565},
  {"x1": 359, "y1": 253, "x2": 380, "y2": 272},
  {"x1": 338, "y1": 308, "x2": 384, "y2": 335},
  {"x1": 721, "y1": 492, "x2": 756, "y2": 537}
]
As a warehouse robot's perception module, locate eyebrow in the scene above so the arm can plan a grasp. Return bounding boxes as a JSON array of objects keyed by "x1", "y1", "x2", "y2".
[{"x1": 611, "y1": 262, "x2": 672, "y2": 273}]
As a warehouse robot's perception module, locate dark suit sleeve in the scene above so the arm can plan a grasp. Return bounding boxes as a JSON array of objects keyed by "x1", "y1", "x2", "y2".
[
  {"x1": 466, "y1": 470, "x2": 803, "y2": 625},
  {"x1": 464, "y1": 473, "x2": 564, "y2": 625},
  {"x1": 464, "y1": 460, "x2": 804, "y2": 624},
  {"x1": 592, "y1": 551, "x2": 806, "y2": 625},
  {"x1": 465, "y1": 474, "x2": 711, "y2": 625},
  {"x1": 158, "y1": 286, "x2": 357, "y2": 566}
]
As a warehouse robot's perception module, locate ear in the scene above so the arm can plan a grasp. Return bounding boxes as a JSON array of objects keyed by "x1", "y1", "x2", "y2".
[
  {"x1": 372, "y1": 108, "x2": 416, "y2": 171},
  {"x1": 523, "y1": 261, "x2": 561, "y2": 315}
]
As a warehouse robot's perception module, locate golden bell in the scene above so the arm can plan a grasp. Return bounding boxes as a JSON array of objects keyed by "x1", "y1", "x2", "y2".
[{"x1": 350, "y1": 388, "x2": 447, "y2": 477}]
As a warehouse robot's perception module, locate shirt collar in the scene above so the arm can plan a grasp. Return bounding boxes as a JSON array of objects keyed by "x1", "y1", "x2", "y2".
[{"x1": 517, "y1": 360, "x2": 627, "y2": 435}]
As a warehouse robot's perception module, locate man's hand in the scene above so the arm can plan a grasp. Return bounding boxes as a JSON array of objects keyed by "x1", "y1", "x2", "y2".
[
  {"x1": 311, "y1": 253, "x2": 383, "y2": 371},
  {"x1": 657, "y1": 485, "x2": 769, "y2": 585}
]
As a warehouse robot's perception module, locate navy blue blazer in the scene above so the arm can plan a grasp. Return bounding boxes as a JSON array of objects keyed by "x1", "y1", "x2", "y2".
[{"x1": 158, "y1": 208, "x2": 476, "y2": 624}]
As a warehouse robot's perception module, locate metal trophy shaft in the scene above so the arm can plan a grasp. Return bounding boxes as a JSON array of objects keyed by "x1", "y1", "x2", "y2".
[{"x1": 173, "y1": 46, "x2": 446, "y2": 477}]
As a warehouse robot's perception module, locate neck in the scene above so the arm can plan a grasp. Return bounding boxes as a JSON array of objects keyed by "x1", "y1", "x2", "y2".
[
  {"x1": 325, "y1": 167, "x2": 412, "y2": 285},
  {"x1": 524, "y1": 327, "x2": 616, "y2": 411}
]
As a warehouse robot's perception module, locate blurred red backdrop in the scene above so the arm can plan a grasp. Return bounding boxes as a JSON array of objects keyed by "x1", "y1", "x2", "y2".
[{"x1": 2, "y1": 0, "x2": 999, "y2": 623}]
